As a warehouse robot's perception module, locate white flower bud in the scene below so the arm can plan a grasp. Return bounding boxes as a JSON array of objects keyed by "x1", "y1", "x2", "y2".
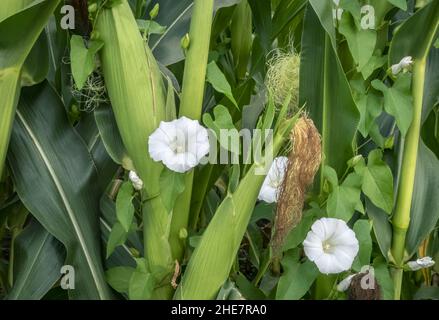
[
  {"x1": 407, "y1": 256, "x2": 435, "y2": 271},
  {"x1": 391, "y1": 56, "x2": 413, "y2": 75},
  {"x1": 129, "y1": 171, "x2": 144, "y2": 191}
]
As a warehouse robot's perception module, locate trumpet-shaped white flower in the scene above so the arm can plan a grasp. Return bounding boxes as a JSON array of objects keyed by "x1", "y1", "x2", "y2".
[
  {"x1": 303, "y1": 218, "x2": 359, "y2": 274},
  {"x1": 129, "y1": 171, "x2": 143, "y2": 191},
  {"x1": 407, "y1": 256, "x2": 435, "y2": 271},
  {"x1": 148, "y1": 117, "x2": 210, "y2": 173},
  {"x1": 258, "y1": 156, "x2": 288, "y2": 203},
  {"x1": 391, "y1": 56, "x2": 413, "y2": 75}
]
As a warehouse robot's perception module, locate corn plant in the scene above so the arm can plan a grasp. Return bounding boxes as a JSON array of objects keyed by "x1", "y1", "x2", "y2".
[{"x1": 0, "y1": 0, "x2": 439, "y2": 302}]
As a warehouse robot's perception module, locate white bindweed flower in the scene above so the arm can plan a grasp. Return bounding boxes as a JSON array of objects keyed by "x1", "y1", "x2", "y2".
[
  {"x1": 391, "y1": 56, "x2": 413, "y2": 75},
  {"x1": 258, "y1": 156, "x2": 288, "y2": 203},
  {"x1": 407, "y1": 257, "x2": 435, "y2": 271},
  {"x1": 337, "y1": 274, "x2": 355, "y2": 292},
  {"x1": 148, "y1": 117, "x2": 210, "y2": 173},
  {"x1": 303, "y1": 218, "x2": 359, "y2": 274},
  {"x1": 129, "y1": 171, "x2": 143, "y2": 191}
]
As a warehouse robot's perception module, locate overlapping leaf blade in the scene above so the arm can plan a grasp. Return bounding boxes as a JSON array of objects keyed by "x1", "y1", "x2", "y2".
[
  {"x1": 300, "y1": 2, "x2": 360, "y2": 183},
  {"x1": 7, "y1": 82, "x2": 112, "y2": 299}
]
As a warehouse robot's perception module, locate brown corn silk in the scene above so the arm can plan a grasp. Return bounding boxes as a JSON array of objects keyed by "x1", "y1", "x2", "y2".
[{"x1": 271, "y1": 115, "x2": 322, "y2": 256}]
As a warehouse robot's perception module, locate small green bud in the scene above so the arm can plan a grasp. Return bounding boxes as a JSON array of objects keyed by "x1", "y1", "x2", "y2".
[
  {"x1": 88, "y1": 3, "x2": 98, "y2": 13},
  {"x1": 150, "y1": 3, "x2": 160, "y2": 19},
  {"x1": 348, "y1": 155, "x2": 363, "y2": 167},
  {"x1": 179, "y1": 228, "x2": 188, "y2": 239},
  {"x1": 322, "y1": 180, "x2": 330, "y2": 194},
  {"x1": 181, "y1": 33, "x2": 190, "y2": 50},
  {"x1": 129, "y1": 247, "x2": 140, "y2": 258},
  {"x1": 384, "y1": 136, "x2": 394, "y2": 150},
  {"x1": 90, "y1": 30, "x2": 100, "y2": 40},
  {"x1": 71, "y1": 104, "x2": 79, "y2": 115}
]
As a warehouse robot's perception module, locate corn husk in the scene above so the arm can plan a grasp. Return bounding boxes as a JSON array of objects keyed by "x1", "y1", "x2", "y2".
[{"x1": 96, "y1": 1, "x2": 173, "y2": 298}]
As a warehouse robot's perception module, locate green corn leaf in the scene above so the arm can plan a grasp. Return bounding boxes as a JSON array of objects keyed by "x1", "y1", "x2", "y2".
[
  {"x1": 406, "y1": 141, "x2": 439, "y2": 255},
  {"x1": 231, "y1": 0, "x2": 252, "y2": 80},
  {"x1": 7, "y1": 220, "x2": 65, "y2": 300},
  {"x1": 0, "y1": 0, "x2": 60, "y2": 178},
  {"x1": 7, "y1": 81, "x2": 112, "y2": 299},
  {"x1": 300, "y1": 2, "x2": 360, "y2": 184}
]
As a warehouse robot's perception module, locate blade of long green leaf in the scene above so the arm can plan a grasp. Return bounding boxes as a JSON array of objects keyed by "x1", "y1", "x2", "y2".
[
  {"x1": 7, "y1": 219, "x2": 65, "y2": 300},
  {"x1": 299, "y1": 3, "x2": 360, "y2": 183},
  {"x1": 7, "y1": 81, "x2": 112, "y2": 299},
  {"x1": 0, "y1": 0, "x2": 60, "y2": 178}
]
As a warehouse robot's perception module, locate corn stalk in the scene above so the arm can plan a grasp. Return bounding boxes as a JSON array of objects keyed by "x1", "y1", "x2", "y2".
[
  {"x1": 390, "y1": 3, "x2": 439, "y2": 300},
  {"x1": 96, "y1": 1, "x2": 173, "y2": 299},
  {"x1": 170, "y1": 0, "x2": 215, "y2": 262}
]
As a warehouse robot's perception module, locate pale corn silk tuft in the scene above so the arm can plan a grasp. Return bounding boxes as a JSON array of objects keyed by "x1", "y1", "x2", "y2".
[{"x1": 265, "y1": 51, "x2": 301, "y2": 112}]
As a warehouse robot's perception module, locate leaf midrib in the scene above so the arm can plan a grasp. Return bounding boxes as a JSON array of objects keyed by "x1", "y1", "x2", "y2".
[
  {"x1": 8, "y1": 231, "x2": 50, "y2": 299},
  {"x1": 16, "y1": 110, "x2": 107, "y2": 300}
]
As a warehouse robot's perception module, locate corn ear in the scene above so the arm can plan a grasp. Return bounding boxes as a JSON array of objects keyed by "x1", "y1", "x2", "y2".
[
  {"x1": 174, "y1": 129, "x2": 291, "y2": 300},
  {"x1": 231, "y1": 0, "x2": 253, "y2": 80},
  {"x1": 96, "y1": 1, "x2": 174, "y2": 298}
]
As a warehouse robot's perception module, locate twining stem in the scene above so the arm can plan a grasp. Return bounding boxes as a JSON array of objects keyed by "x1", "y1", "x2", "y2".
[
  {"x1": 391, "y1": 59, "x2": 426, "y2": 300},
  {"x1": 169, "y1": 0, "x2": 214, "y2": 261}
]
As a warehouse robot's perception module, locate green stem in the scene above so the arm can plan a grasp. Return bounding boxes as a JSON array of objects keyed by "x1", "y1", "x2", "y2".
[
  {"x1": 142, "y1": 197, "x2": 174, "y2": 299},
  {"x1": 189, "y1": 164, "x2": 214, "y2": 229},
  {"x1": 391, "y1": 59, "x2": 426, "y2": 300},
  {"x1": 8, "y1": 228, "x2": 19, "y2": 287},
  {"x1": 169, "y1": 0, "x2": 214, "y2": 262}
]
